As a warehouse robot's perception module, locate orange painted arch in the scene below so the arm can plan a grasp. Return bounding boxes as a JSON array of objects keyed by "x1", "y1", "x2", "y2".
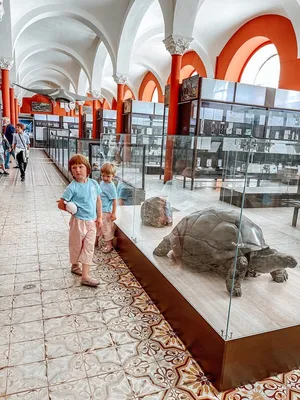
[
  {"x1": 215, "y1": 14, "x2": 299, "y2": 90},
  {"x1": 124, "y1": 85, "x2": 135, "y2": 100},
  {"x1": 139, "y1": 71, "x2": 164, "y2": 103}
]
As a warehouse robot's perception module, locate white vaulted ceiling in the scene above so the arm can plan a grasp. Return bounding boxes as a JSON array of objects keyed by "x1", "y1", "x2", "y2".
[{"x1": 7, "y1": 0, "x2": 300, "y2": 102}]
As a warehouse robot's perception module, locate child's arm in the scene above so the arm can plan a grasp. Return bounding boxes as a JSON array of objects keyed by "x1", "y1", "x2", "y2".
[
  {"x1": 111, "y1": 199, "x2": 117, "y2": 221},
  {"x1": 96, "y1": 195, "x2": 102, "y2": 228},
  {"x1": 57, "y1": 198, "x2": 67, "y2": 212}
]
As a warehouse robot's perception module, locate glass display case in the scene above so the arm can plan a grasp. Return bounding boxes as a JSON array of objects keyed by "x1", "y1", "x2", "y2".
[
  {"x1": 62, "y1": 116, "x2": 79, "y2": 137},
  {"x1": 96, "y1": 109, "x2": 117, "y2": 138},
  {"x1": 123, "y1": 100, "x2": 165, "y2": 174},
  {"x1": 82, "y1": 113, "x2": 93, "y2": 139}
]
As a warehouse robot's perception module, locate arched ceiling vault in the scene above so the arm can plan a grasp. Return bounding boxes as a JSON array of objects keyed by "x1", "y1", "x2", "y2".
[
  {"x1": 13, "y1": 4, "x2": 116, "y2": 68},
  {"x1": 17, "y1": 43, "x2": 91, "y2": 87},
  {"x1": 20, "y1": 64, "x2": 77, "y2": 92}
]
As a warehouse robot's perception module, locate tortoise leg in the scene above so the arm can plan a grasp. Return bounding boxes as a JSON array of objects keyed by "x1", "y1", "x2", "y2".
[
  {"x1": 271, "y1": 269, "x2": 288, "y2": 283},
  {"x1": 153, "y1": 238, "x2": 171, "y2": 256},
  {"x1": 226, "y1": 256, "x2": 248, "y2": 297}
]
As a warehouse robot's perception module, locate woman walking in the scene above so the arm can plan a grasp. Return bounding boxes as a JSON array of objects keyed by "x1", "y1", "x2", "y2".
[{"x1": 12, "y1": 123, "x2": 30, "y2": 181}]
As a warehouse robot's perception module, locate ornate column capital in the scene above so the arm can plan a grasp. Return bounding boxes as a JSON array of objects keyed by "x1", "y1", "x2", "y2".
[
  {"x1": 0, "y1": 58, "x2": 14, "y2": 70},
  {"x1": 163, "y1": 34, "x2": 193, "y2": 56},
  {"x1": 90, "y1": 89, "x2": 101, "y2": 99},
  {"x1": 77, "y1": 100, "x2": 85, "y2": 106},
  {"x1": 113, "y1": 73, "x2": 128, "y2": 85}
]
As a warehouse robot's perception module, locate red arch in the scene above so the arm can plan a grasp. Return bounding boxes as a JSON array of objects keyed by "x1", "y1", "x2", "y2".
[
  {"x1": 111, "y1": 98, "x2": 117, "y2": 110},
  {"x1": 124, "y1": 85, "x2": 135, "y2": 100},
  {"x1": 215, "y1": 15, "x2": 299, "y2": 90},
  {"x1": 139, "y1": 71, "x2": 164, "y2": 103},
  {"x1": 103, "y1": 99, "x2": 111, "y2": 110},
  {"x1": 181, "y1": 51, "x2": 207, "y2": 79}
]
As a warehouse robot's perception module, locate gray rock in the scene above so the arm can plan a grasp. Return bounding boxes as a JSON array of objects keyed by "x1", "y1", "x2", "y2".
[
  {"x1": 153, "y1": 207, "x2": 297, "y2": 296},
  {"x1": 141, "y1": 197, "x2": 173, "y2": 228}
]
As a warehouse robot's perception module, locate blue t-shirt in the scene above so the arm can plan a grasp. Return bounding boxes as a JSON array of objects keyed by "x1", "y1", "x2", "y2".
[
  {"x1": 117, "y1": 181, "x2": 134, "y2": 206},
  {"x1": 62, "y1": 178, "x2": 101, "y2": 221},
  {"x1": 100, "y1": 181, "x2": 117, "y2": 213}
]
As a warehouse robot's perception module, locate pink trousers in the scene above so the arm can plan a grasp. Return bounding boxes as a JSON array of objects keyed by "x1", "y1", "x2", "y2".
[
  {"x1": 97, "y1": 212, "x2": 115, "y2": 241},
  {"x1": 69, "y1": 216, "x2": 96, "y2": 265}
]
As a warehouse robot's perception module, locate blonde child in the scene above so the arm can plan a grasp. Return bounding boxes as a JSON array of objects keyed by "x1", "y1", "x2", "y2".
[
  {"x1": 58, "y1": 154, "x2": 102, "y2": 287},
  {"x1": 96, "y1": 162, "x2": 117, "y2": 253}
]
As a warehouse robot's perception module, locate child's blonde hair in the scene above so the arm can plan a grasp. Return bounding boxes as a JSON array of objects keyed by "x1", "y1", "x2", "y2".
[{"x1": 101, "y1": 162, "x2": 116, "y2": 176}]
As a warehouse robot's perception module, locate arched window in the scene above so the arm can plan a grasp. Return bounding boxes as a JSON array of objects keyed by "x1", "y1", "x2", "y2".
[
  {"x1": 151, "y1": 87, "x2": 158, "y2": 102},
  {"x1": 240, "y1": 44, "x2": 280, "y2": 88}
]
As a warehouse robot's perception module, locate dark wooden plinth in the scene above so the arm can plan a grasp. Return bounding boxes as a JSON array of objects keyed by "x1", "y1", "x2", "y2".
[
  {"x1": 115, "y1": 227, "x2": 300, "y2": 391},
  {"x1": 220, "y1": 187, "x2": 300, "y2": 208}
]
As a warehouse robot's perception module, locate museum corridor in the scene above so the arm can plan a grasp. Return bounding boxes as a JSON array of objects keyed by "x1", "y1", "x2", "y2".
[{"x1": 0, "y1": 149, "x2": 298, "y2": 399}]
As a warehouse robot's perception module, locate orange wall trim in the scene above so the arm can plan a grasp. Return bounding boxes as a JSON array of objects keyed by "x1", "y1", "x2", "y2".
[
  {"x1": 216, "y1": 14, "x2": 300, "y2": 90},
  {"x1": 139, "y1": 71, "x2": 164, "y2": 103}
]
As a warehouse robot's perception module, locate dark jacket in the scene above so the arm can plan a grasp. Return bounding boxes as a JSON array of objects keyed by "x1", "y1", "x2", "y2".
[{"x1": 5, "y1": 124, "x2": 15, "y2": 145}]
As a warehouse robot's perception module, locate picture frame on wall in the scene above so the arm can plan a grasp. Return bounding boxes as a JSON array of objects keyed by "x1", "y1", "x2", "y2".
[{"x1": 31, "y1": 102, "x2": 52, "y2": 113}]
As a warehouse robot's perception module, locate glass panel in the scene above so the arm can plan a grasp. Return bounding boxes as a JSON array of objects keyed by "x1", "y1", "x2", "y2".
[
  {"x1": 121, "y1": 132, "x2": 251, "y2": 337},
  {"x1": 62, "y1": 138, "x2": 69, "y2": 171},
  {"x1": 77, "y1": 140, "x2": 89, "y2": 159},
  {"x1": 201, "y1": 78, "x2": 235, "y2": 102},
  {"x1": 90, "y1": 143, "x2": 101, "y2": 181},
  {"x1": 235, "y1": 83, "x2": 266, "y2": 106},
  {"x1": 274, "y1": 88, "x2": 300, "y2": 110},
  {"x1": 132, "y1": 100, "x2": 155, "y2": 114},
  {"x1": 226, "y1": 136, "x2": 300, "y2": 340}
]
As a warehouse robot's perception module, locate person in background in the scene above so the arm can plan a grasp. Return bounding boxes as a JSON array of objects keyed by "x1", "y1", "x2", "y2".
[
  {"x1": 96, "y1": 163, "x2": 117, "y2": 253},
  {"x1": 0, "y1": 131, "x2": 10, "y2": 175},
  {"x1": 2, "y1": 117, "x2": 16, "y2": 169},
  {"x1": 12, "y1": 123, "x2": 30, "y2": 182},
  {"x1": 57, "y1": 154, "x2": 102, "y2": 287}
]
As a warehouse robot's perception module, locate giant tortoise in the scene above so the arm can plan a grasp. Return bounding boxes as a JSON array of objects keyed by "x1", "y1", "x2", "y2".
[{"x1": 153, "y1": 207, "x2": 297, "y2": 297}]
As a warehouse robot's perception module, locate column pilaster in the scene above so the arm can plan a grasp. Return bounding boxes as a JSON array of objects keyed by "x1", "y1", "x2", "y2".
[
  {"x1": 113, "y1": 74, "x2": 127, "y2": 135},
  {"x1": 9, "y1": 87, "x2": 16, "y2": 125},
  {"x1": 0, "y1": 58, "x2": 14, "y2": 119},
  {"x1": 162, "y1": 35, "x2": 192, "y2": 182},
  {"x1": 77, "y1": 101, "x2": 84, "y2": 139}
]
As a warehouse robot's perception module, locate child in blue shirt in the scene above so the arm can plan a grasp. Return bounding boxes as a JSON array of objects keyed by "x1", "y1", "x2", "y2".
[
  {"x1": 58, "y1": 154, "x2": 102, "y2": 287},
  {"x1": 96, "y1": 162, "x2": 117, "y2": 253}
]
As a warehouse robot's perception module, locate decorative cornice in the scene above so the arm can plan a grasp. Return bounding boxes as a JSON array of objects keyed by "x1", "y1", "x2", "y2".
[
  {"x1": 90, "y1": 89, "x2": 101, "y2": 98},
  {"x1": 163, "y1": 35, "x2": 193, "y2": 56},
  {"x1": 0, "y1": 58, "x2": 14, "y2": 70},
  {"x1": 77, "y1": 101, "x2": 85, "y2": 106},
  {"x1": 113, "y1": 73, "x2": 128, "y2": 85}
]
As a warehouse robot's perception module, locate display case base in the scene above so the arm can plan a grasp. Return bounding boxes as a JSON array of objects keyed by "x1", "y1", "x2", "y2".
[
  {"x1": 115, "y1": 226, "x2": 300, "y2": 391},
  {"x1": 220, "y1": 186, "x2": 300, "y2": 208}
]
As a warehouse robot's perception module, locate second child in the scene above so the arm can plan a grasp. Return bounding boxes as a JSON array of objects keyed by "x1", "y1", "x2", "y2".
[{"x1": 97, "y1": 162, "x2": 117, "y2": 253}]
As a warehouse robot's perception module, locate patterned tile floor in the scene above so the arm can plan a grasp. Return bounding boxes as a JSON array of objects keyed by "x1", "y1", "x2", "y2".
[{"x1": 0, "y1": 150, "x2": 299, "y2": 399}]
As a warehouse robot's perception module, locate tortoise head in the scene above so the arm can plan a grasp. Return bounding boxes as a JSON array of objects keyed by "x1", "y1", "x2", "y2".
[{"x1": 249, "y1": 248, "x2": 297, "y2": 274}]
